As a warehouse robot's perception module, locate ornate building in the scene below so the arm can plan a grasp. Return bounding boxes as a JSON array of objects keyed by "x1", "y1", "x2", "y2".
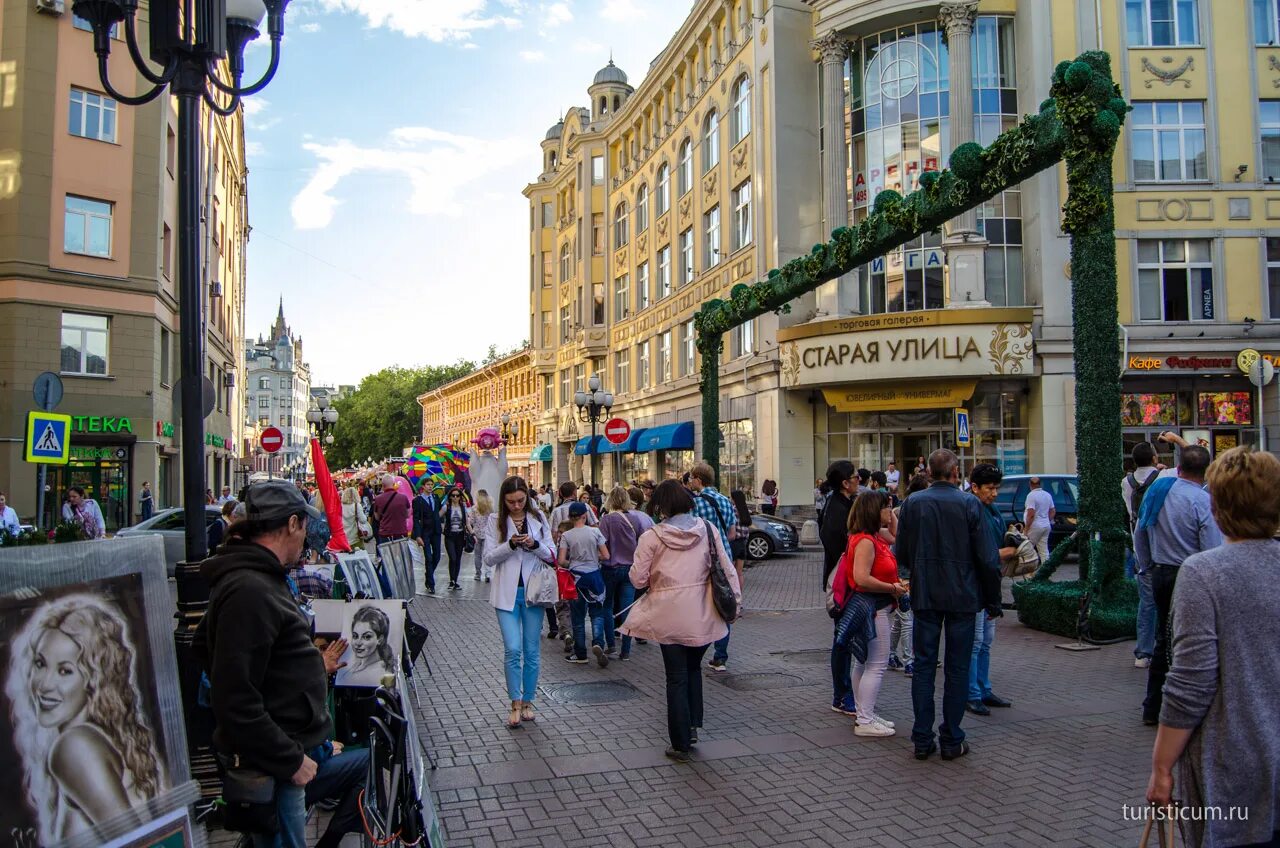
[{"x1": 243, "y1": 300, "x2": 312, "y2": 475}]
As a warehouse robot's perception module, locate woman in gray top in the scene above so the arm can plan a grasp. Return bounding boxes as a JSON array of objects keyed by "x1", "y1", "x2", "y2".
[{"x1": 1147, "y1": 446, "x2": 1280, "y2": 848}]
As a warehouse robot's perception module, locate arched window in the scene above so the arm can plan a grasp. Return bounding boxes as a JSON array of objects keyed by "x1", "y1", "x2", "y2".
[
  {"x1": 678, "y1": 138, "x2": 693, "y2": 195},
  {"x1": 613, "y1": 95, "x2": 621, "y2": 111},
  {"x1": 548, "y1": 151, "x2": 558, "y2": 171},
  {"x1": 635, "y1": 183, "x2": 649, "y2": 233},
  {"x1": 559, "y1": 242, "x2": 571, "y2": 281},
  {"x1": 656, "y1": 163, "x2": 670, "y2": 216},
  {"x1": 600, "y1": 96, "x2": 608, "y2": 114},
  {"x1": 731, "y1": 75, "x2": 751, "y2": 144},
  {"x1": 703, "y1": 110, "x2": 720, "y2": 172},
  {"x1": 614, "y1": 201, "x2": 629, "y2": 248}
]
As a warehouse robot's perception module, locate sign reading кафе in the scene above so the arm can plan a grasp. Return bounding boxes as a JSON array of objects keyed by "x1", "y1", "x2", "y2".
[{"x1": 777, "y1": 308, "x2": 1035, "y2": 388}]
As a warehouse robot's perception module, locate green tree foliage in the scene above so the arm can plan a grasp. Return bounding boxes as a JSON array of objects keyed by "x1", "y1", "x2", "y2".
[{"x1": 327, "y1": 362, "x2": 475, "y2": 468}]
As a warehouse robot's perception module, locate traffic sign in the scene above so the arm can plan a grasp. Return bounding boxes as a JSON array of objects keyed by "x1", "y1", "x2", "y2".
[
  {"x1": 25, "y1": 411, "x2": 72, "y2": 464},
  {"x1": 954, "y1": 408, "x2": 972, "y2": 449},
  {"x1": 33, "y1": 371, "x2": 64, "y2": 412},
  {"x1": 603, "y1": 417, "x2": 631, "y2": 445},
  {"x1": 260, "y1": 426, "x2": 285, "y2": 453},
  {"x1": 1248, "y1": 357, "x2": 1274, "y2": 388}
]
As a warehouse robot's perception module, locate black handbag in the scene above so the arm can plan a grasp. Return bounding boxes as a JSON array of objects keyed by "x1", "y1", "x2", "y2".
[
  {"x1": 703, "y1": 520, "x2": 738, "y2": 622},
  {"x1": 463, "y1": 532, "x2": 476, "y2": 554},
  {"x1": 215, "y1": 753, "x2": 279, "y2": 835}
]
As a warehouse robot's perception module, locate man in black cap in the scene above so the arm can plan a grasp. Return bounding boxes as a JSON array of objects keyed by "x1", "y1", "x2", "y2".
[{"x1": 194, "y1": 480, "x2": 368, "y2": 848}]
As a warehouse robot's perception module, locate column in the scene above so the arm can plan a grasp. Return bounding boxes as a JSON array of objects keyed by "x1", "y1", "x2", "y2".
[
  {"x1": 939, "y1": 0, "x2": 988, "y2": 307},
  {"x1": 810, "y1": 31, "x2": 858, "y2": 314}
]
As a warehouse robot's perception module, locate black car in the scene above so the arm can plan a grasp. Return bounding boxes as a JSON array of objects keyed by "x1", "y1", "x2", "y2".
[
  {"x1": 992, "y1": 474, "x2": 1079, "y2": 550},
  {"x1": 745, "y1": 512, "x2": 800, "y2": 560}
]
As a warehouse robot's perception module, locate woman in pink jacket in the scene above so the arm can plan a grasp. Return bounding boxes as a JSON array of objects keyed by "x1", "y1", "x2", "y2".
[{"x1": 622, "y1": 479, "x2": 742, "y2": 762}]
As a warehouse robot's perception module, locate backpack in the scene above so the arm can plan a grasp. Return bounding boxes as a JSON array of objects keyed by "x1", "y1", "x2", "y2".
[
  {"x1": 1127, "y1": 471, "x2": 1158, "y2": 530},
  {"x1": 825, "y1": 546, "x2": 852, "y2": 620}
]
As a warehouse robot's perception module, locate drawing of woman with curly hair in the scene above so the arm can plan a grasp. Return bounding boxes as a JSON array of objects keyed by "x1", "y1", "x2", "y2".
[{"x1": 5, "y1": 593, "x2": 167, "y2": 843}]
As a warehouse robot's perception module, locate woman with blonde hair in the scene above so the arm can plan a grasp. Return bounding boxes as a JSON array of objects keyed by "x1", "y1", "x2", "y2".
[
  {"x1": 598, "y1": 486, "x2": 653, "y2": 660},
  {"x1": 7, "y1": 594, "x2": 167, "y2": 843},
  {"x1": 469, "y1": 489, "x2": 495, "y2": 582},
  {"x1": 340, "y1": 485, "x2": 371, "y2": 549},
  {"x1": 1147, "y1": 446, "x2": 1280, "y2": 848}
]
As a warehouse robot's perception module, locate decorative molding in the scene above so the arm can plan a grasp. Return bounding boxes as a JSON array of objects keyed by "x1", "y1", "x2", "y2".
[
  {"x1": 703, "y1": 170, "x2": 718, "y2": 200},
  {"x1": 809, "y1": 31, "x2": 850, "y2": 65},
  {"x1": 657, "y1": 217, "x2": 669, "y2": 238},
  {"x1": 637, "y1": 233, "x2": 648, "y2": 253},
  {"x1": 937, "y1": 1, "x2": 979, "y2": 35},
  {"x1": 1140, "y1": 56, "x2": 1193, "y2": 88},
  {"x1": 1270, "y1": 55, "x2": 1280, "y2": 88},
  {"x1": 678, "y1": 196, "x2": 692, "y2": 218},
  {"x1": 731, "y1": 142, "x2": 749, "y2": 174},
  {"x1": 1134, "y1": 197, "x2": 1213, "y2": 222}
]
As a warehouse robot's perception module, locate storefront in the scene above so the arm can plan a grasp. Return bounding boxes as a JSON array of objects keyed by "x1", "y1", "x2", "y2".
[{"x1": 44, "y1": 415, "x2": 138, "y2": 531}]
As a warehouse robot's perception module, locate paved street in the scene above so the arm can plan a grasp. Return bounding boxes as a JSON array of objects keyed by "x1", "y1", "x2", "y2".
[{"x1": 406, "y1": 550, "x2": 1151, "y2": 848}]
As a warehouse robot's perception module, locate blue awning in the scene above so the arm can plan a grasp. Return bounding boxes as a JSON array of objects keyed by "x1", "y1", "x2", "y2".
[
  {"x1": 635, "y1": 422, "x2": 695, "y2": 452},
  {"x1": 530, "y1": 443, "x2": 552, "y2": 462},
  {"x1": 597, "y1": 428, "x2": 647, "y2": 454},
  {"x1": 573, "y1": 435, "x2": 602, "y2": 456}
]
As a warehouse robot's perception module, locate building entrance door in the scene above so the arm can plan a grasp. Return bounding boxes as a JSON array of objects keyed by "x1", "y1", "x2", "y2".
[{"x1": 46, "y1": 446, "x2": 132, "y2": 532}]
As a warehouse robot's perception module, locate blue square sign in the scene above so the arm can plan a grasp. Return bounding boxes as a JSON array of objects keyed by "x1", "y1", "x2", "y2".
[
  {"x1": 26, "y1": 411, "x2": 72, "y2": 464},
  {"x1": 954, "y1": 408, "x2": 972, "y2": 449}
]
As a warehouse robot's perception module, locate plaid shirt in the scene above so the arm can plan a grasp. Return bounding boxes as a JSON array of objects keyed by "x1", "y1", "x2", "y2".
[
  {"x1": 690, "y1": 486, "x2": 735, "y2": 558},
  {"x1": 291, "y1": 566, "x2": 334, "y2": 601}
]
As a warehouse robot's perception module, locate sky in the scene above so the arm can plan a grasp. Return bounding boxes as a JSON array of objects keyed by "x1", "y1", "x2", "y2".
[{"x1": 241, "y1": 0, "x2": 698, "y2": 387}]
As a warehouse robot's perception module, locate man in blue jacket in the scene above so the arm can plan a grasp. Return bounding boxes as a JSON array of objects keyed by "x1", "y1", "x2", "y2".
[{"x1": 895, "y1": 449, "x2": 1001, "y2": 762}]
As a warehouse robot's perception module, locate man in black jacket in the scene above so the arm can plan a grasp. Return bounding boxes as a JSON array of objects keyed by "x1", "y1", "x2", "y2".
[
  {"x1": 195, "y1": 480, "x2": 367, "y2": 848},
  {"x1": 412, "y1": 483, "x2": 442, "y2": 592},
  {"x1": 819, "y1": 460, "x2": 857, "y2": 587},
  {"x1": 895, "y1": 449, "x2": 1001, "y2": 762}
]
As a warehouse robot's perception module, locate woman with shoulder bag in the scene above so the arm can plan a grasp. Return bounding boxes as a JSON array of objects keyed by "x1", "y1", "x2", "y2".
[
  {"x1": 483, "y1": 476, "x2": 556, "y2": 729},
  {"x1": 598, "y1": 486, "x2": 654, "y2": 660},
  {"x1": 621, "y1": 480, "x2": 742, "y2": 763},
  {"x1": 340, "y1": 486, "x2": 371, "y2": 550},
  {"x1": 439, "y1": 488, "x2": 469, "y2": 590}
]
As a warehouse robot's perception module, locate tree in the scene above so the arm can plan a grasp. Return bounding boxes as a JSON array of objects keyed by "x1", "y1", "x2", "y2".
[{"x1": 326, "y1": 362, "x2": 474, "y2": 468}]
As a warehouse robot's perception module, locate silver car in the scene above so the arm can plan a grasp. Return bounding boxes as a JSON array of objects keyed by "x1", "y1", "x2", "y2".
[{"x1": 116, "y1": 506, "x2": 223, "y2": 576}]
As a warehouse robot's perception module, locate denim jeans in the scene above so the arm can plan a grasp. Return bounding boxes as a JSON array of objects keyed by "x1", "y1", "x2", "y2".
[
  {"x1": 1134, "y1": 568, "x2": 1156, "y2": 659},
  {"x1": 968, "y1": 612, "x2": 996, "y2": 701},
  {"x1": 889, "y1": 607, "x2": 914, "y2": 664},
  {"x1": 660, "y1": 643, "x2": 708, "y2": 751},
  {"x1": 911, "y1": 608, "x2": 978, "y2": 750},
  {"x1": 601, "y1": 565, "x2": 635, "y2": 656},
  {"x1": 570, "y1": 597, "x2": 606, "y2": 659},
  {"x1": 1144, "y1": 564, "x2": 1181, "y2": 721},
  {"x1": 712, "y1": 623, "x2": 730, "y2": 663},
  {"x1": 495, "y1": 586, "x2": 544, "y2": 701},
  {"x1": 831, "y1": 637, "x2": 854, "y2": 702},
  {"x1": 251, "y1": 747, "x2": 370, "y2": 848}
]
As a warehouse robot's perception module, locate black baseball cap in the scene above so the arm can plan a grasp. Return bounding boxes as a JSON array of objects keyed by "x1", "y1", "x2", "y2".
[
  {"x1": 568, "y1": 502, "x2": 588, "y2": 518},
  {"x1": 243, "y1": 480, "x2": 322, "y2": 523}
]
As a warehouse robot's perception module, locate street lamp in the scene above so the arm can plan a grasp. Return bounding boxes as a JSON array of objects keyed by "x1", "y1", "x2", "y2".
[
  {"x1": 307, "y1": 394, "x2": 339, "y2": 441},
  {"x1": 573, "y1": 374, "x2": 613, "y2": 488},
  {"x1": 71, "y1": 0, "x2": 290, "y2": 563},
  {"x1": 500, "y1": 412, "x2": 519, "y2": 443}
]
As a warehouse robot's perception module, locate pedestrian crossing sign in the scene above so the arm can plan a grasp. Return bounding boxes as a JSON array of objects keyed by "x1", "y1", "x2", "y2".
[
  {"x1": 25, "y1": 411, "x2": 72, "y2": 464},
  {"x1": 954, "y1": 408, "x2": 972, "y2": 448}
]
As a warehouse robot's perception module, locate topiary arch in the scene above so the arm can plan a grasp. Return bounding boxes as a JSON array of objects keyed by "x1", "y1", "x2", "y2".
[{"x1": 694, "y1": 51, "x2": 1134, "y2": 639}]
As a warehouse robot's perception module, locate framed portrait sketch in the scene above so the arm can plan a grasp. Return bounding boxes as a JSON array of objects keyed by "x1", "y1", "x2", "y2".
[
  {"x1": 376, "y1": 539, "x2": 416, "y2": 599},
  {"x1": 334, "y1": 600, "x2": 405, "y2": 688},
  {"x1": 336, "y1": 551, "x2": 382, "y2": 600}
]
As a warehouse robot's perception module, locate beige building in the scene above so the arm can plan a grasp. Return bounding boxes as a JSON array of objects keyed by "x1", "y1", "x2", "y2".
[{"x1": 0, "y1": 1, "x2": 250, "y2": 528}]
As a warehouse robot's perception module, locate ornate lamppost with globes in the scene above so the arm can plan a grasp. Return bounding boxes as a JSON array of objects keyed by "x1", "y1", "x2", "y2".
[
  {"x1": 574, "y1": 375, "x2": 613, "y2": 488},
  {"x1": 307, "y1": 394, "x2": 339, "y2": 444},
  {"x1": 500, "y1": 412, "x2": 519, "y2": 443}
]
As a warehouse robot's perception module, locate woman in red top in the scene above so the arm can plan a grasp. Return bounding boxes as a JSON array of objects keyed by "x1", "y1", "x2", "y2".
[{"x1": 845, "y1": 491, "x2": 907, "y2": 737}]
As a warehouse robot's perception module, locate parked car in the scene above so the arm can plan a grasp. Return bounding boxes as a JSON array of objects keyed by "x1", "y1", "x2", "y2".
[
  {"x1": 116, "y1": 506, "x2": 223, "y2": 576},
  {"x1": 745, "y1": 512, "x2": 800, "y2": 560},
  {"x1": 992, "y1": 474, "x2": 1079, "y2": 551}
]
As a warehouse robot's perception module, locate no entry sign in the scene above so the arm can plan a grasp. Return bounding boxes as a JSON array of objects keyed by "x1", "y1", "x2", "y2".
[
  {"x1": 603, "y1": 418, "x2": 631, "y2": 445},
  {"x1": 260, "y1": 426, "x2": 284, "y2": 453}
]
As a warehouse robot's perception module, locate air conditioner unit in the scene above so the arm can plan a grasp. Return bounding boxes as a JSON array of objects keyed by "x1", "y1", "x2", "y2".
[
  {"x1": 223, "y1": 372, "x2": 236, "y2": 388},
  {"x1": 35, "y1": 0, "x2": 64, "y2": 15},
  {"x1": 209, "y1": 281, "x2": 222, "y2": 298}
]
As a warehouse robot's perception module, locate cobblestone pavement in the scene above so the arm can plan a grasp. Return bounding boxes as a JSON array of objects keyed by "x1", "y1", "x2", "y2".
[{"x1": 405, "y1": 550, "x2": 1150, "y2": 848}]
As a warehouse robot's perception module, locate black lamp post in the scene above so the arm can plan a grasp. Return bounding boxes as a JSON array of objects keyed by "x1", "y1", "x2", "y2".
[
  {"x1": 307, "y1": 394, "x2": 339, "y2": 443},
  {"x1": 71, "y1": 0, "x2": 289, "y2": 565},
  {"x1": 573, "y1": 374, "x2": 613, "y2": 488},
  {"x1": 500, "y1": 412, "x2": 519, "y2": 444}
]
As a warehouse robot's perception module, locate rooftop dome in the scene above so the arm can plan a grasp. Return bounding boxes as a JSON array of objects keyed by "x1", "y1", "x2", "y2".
[
  {"x1": 592, "y1": 59, "x2": 628, "y2": 86},
  {"x1": 544, "y1": 120, "x2": 564, "y2": 141}
]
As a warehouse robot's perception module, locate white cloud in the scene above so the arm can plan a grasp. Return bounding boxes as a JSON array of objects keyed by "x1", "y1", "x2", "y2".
[
  {"x1": 313, "y1": 0, "x2": 519, "y2": 41},
  {"x1": 299, "y1": 21, "x2": 321, "y2": 32},
  {"x1": 242, "y1": 98, "x2": 270, "y2": 118},
  {"x1": 539, "y1": 1, "x2": 571, "y2": 30},
  {"x1": 244, "y1": 140, "x2": 265, "y2": 157},
  {"x1": 573, "y1": 38, "x2": 604, "y2": 54},
  {"x1": 291, "y1": 127, "x2": 527, "y2": 230},
  {"x1": 600, "y1": 0, "x2": 644, "y2": 23},
  {"x1": 518, "y1": 49, "x2": 546, "y2": 62}
]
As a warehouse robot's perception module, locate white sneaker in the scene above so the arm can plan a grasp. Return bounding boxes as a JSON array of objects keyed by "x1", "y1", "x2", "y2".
[
  {"x1": 873, "y1": 715, "x2": 895, "y2": 729},
  {"x1": 854, "y1": 721, "x2": 896, "y2": 737},
  {"x1": 1135, "y1": 657, "x2": 1151, "y2": 668}
]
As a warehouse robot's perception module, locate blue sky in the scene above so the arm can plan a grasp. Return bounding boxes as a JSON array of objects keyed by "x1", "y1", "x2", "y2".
[{"x1": 241, "y1": 0, "x2": 697, "y2": 385}]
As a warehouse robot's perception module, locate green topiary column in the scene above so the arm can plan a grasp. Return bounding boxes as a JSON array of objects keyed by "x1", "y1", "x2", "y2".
[{"x1": 699, "y1": 330, "x2": 722, "y2": 479}]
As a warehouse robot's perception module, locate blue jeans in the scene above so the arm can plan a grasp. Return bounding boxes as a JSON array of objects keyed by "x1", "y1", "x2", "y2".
[
  {"x1": 251, "y1": 747, "x2": 370, "y2": 848},
  {"x1": 570, "y1": 597, "x2": 606, "y2": 659},
  {"x1": 968, "y1": 613, "x2": 996, "y2": 701},
  {"x1": 712, "y1": 623, "x2": 730, "y2": 663},
  {"x1": 911, "y1": 609, "x2": 978, "y2": 750},
  {"x1": 495, "y1": 586, "x2": 544, "y2": 701},
  {"x1": 1134, "y1": 568, "x2": 1156, "y2": 659},
  {"x1": 601, "y1": 565, "x2": 635, "y2": 656},
  {"x1": 831, "y1": 637, "x2": 854, "y2": 703}
]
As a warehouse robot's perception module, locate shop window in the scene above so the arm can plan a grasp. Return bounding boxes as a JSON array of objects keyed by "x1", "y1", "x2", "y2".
[
  {"x1": 1130, "y1": 101, "x2": 1208, "y2": 182},
  {"x1": 1121, "y1": 393, "x2": 1179, "y2": 427},
  {"x1": 621, "y1": 452, "x2": 649, "y2": 483},
  {"x1": 1198, "y1": 392, "x2": 1253, "y2": 425},
  {"x1": 60, "y1": 312, "x2": 108, "y2": 375},
  {"x1": 1137, "y1": 238, "x2": 1213, "y2": 321},
  {"x1": 1126, "y1": 0, "x2": 1199, "y2": 46},
  {"x1": 719, "y1": 419, "x2": 756, "y2": 495}
]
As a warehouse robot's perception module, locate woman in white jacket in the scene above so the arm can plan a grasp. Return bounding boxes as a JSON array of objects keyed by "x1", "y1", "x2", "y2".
[{"x1": 483, "y1": 475, "x2": 556, "y2": 729}]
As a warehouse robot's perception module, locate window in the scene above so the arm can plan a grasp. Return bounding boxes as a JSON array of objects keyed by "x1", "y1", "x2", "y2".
[
  {"x1": 704, "y1": 205, "x2": 721, "y2": 269},
  {"x1": 736, "y1": 318, "x2": 755, "y2": 358},
  {"x1": 731, "y1": 75, "x2": 751, "y2": 144},
  {"x1": 703, "y1": 111, "x2": 720, "y2": 172},
  {"x1": 1137, "y1": 238, "x2": 1214, "y2": 321},
  {"x1": 592, "y1": 155, "x2": 604, "y2": 183},
  {"x1": 63, "y1": 195, "x2": 112, "y2": 257},
  {"x1": 69, "y1": 88, "x2": 117, "y2": 143},
  {"x1": 656, "y1": 163, "x2": 670, "y2": 216},
  {"x1": 1126, "y1": 0, "x2": 1199, "y2": 46},
  {"x1": 560, "y1": 305, "x2": 571, "y2": 342},
  {"x1": 1256, "y1": 0, "x2": 1280, "y2": 43},
  {"x1": 637, "y1": 262, "x2": 650, "y2": 311},
  {"x1": 279, "y1": 398, "x2": 289, "y2": 409},
  {"x1": 60, "y1": 313, "x2": 108, "y2": 375},
  {"x1": 1131, "y1": 101, "x2": 1207, "y2": 181},
  {"x1": 591, "y1": 213, "x2": 604, "y2": 254},
  {"x1": 73, "y1": 14, "x2": 118, "y2": 37},
  {"x1": 658, "y1": 331, "x2": 672, "y2": 383},
  {"x1": 258, "y1": 395, "x2": 270, "y2": 409},
  {"x1": 541, "y1": 202, "x2": 554, "y2": 228},
  {"x1": 574, "y1": 363, "x2": 585, "y2": 394},
  {"x1": 543, "y1": 376, "x2": 554, "y2": 409},
  {"x1": 560, "y1": 369, "x2": 570, "y2": 405},
  {"x1": 160, "y1": 328, "x2": 171, "y2": 385},
  {"x1": 636, "y1": 184, "x2": 649, "y2": 233},
  {"x1": 258, "y1": 376, "x2": 270, "y2": 389},
  {"x1": 1268, "y1": 238, "x2": 1280, "y2": 318},
  {"x1": 1262, "y1": 101, "x2": 1280, "y2": 182},
  {"x1": 614, "y1": 273, "x2": 630, "y2": 319},
  {"x1": 638, "y1": 341, "x2": 651, "y2": 389},
  {"x1": 614, "y1": 202, "x2": 629, "y2": 248},
  {"x1": 615, "y1": 349, "x2": 631, "y2": 393},
  {"x1": 593, "y1": 281, "x2": 605, "y2": 325},
  {"x1": 560, "y1": 242, "x2": 572, "y2": 281},
  {"x1": 731, "y1": 180, "x2": 752, "y2": 250},
  {"x1": 542, "y1": 250, "x2": 552, "y2": 285},
  {"x1": 166, "y1": 126, "x2": 176, "y2": 175},
  {"x1": 681, "y1": 320, "x2": 697, "y2": 376},
  {"x1": 657, "y1": 246, "x2": 672, "y2": 299},
  {"x1": 162, "y1": 224, "x2": 172, "y2": 279},
  {"x1": 678, "y1": 138, "x2": 693, "y2": 195},
  {"x1": 280, "y1": 377, "x2": 290, "y2": 389},
  {"x1": 679, "y1": 227, "x2": 695, "y2": 285}
]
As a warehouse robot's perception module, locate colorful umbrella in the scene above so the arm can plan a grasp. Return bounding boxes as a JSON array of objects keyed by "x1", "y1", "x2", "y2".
[{"x1": 401, "y1": 444, "x2": 470, "y2": 494}]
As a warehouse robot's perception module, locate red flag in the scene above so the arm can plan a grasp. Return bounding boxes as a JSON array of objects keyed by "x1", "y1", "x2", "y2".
[{"x1": 310, "y1": 437, "x2": 352, "y2": 553}]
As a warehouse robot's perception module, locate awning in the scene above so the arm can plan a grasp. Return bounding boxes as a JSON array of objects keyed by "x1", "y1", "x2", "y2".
[
  {"x1": 530, "y1": 443, "x2": 552, "y2": 462},
  {"x1": 597, "y1": 429, "x2": 647, "y2": 454},
  {"x1": 573, "y1": 435, "x2": 602, "y2": 456},
  {"x1": 635, "y1": 422, "x2": 695, "y2": 452}
]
